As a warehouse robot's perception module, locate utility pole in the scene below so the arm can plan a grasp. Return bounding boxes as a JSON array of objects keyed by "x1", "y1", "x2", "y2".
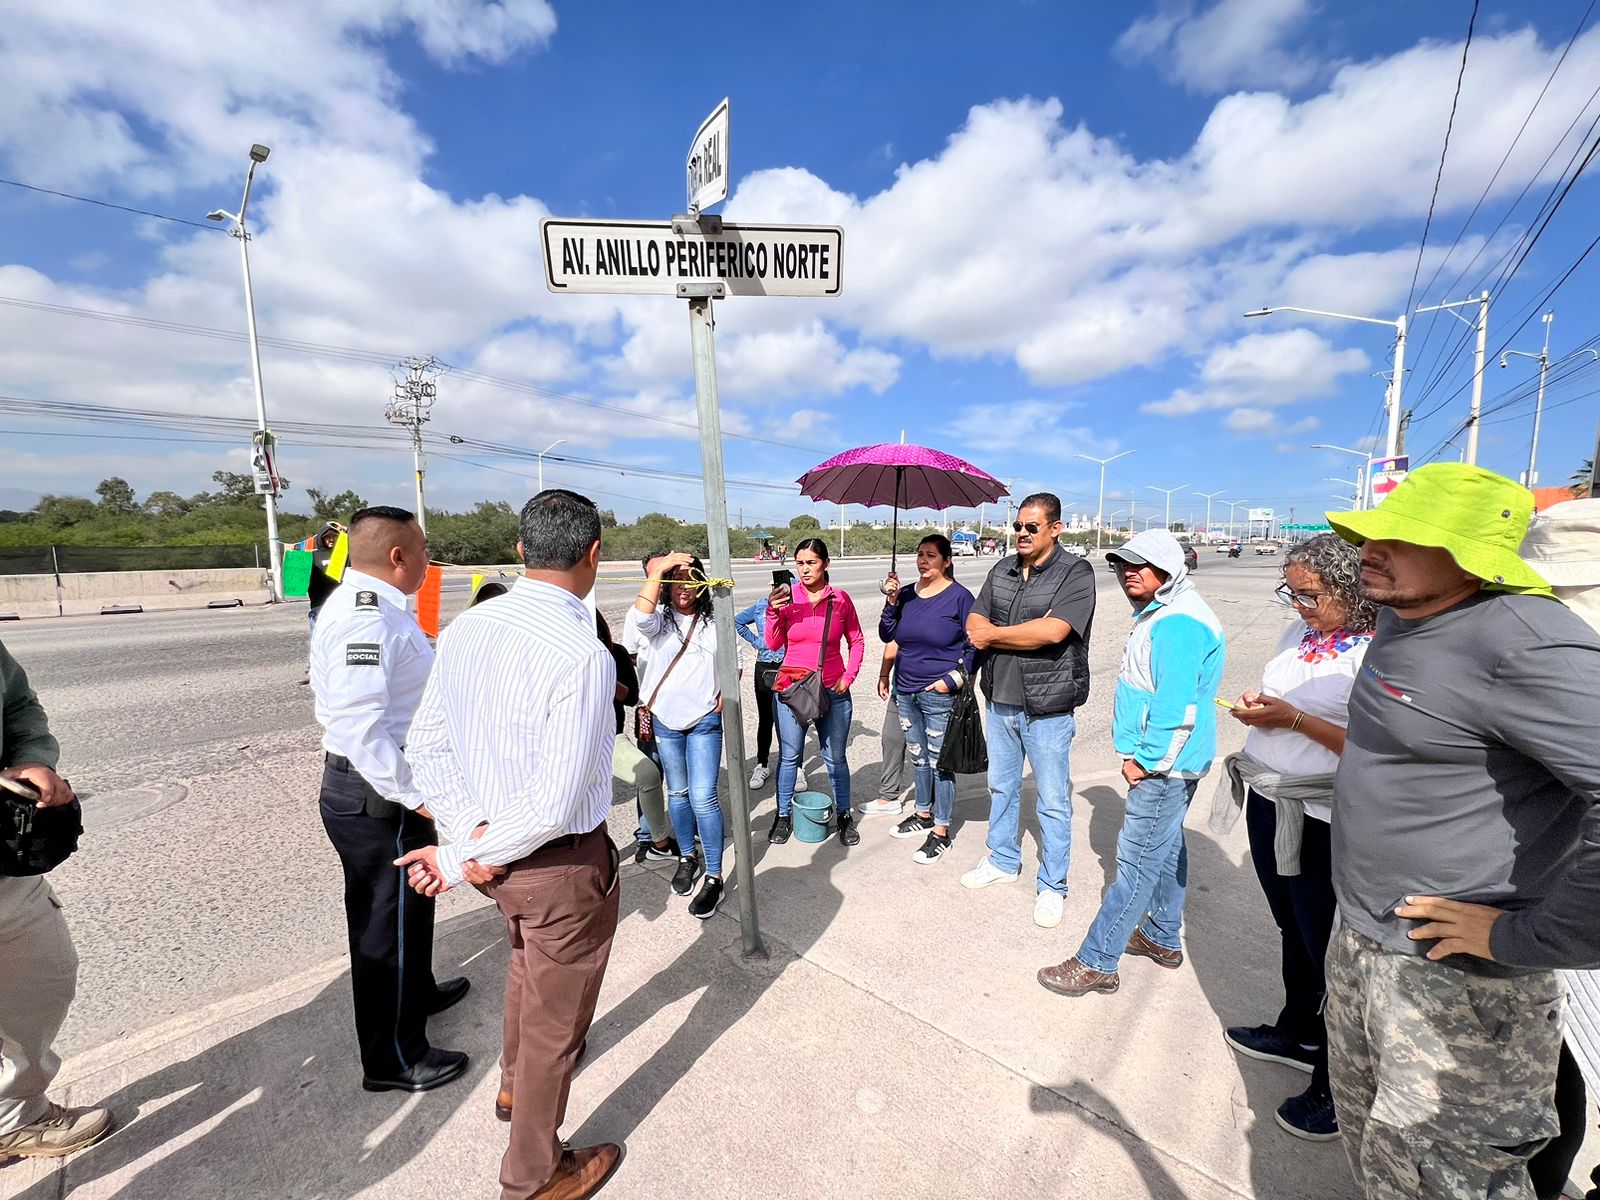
[
  {"x1": 1147, "y1": 483, "x2": 1189, "y2": 530},
  {"x1": 207, "y1": 143, "x2": 284, "y2": 602},
  {"x1": 1503, "y1": 312, "x2": 1554, "y2": 488},
  {"x1": 1074, "y1": 450, "x2": 1133, "y2": 550},
  {"x1": 1222, "y1": 498, "x2": 1246, "y2": 542},
  {"x1": 1416, "y1": 291, "x2": 1489, "y2": 465},
  {"x1": 1195, "y1": 490, "x2": 1225, "y2": 544},
  {"x1": 386, "y1": 357, "x2": 443, "y2": 530}
]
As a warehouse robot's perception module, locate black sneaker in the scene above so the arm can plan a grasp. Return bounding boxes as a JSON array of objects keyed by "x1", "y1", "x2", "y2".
[
  {"x1": 837, "y1": 811, "x2": 860, "y2": 846},
  {"x1": 635, "y1": 837, "x2": 680, "y2": 864},
  {"x1": 1275, "y1": 1083, "x2": 1339, "y2": 1141},
  {"x1": 671, "y1": 855, "x2": 702, "y2": 896},
  {"x1": 890, "y1": 812, "x2": 935, "y2": 840},
  {"x1": 913, "y1": 832, "x2": 952, "y2": 864},
  {"x1": 688, "y1": 876, "x2": 725, "y2": 920},
  {"x1": 767, "y1": 813, "x2": 792, "y2": 844},
  {"x1": 1223, "y1": 1024, "x2": 1318, "y2": 1073}
]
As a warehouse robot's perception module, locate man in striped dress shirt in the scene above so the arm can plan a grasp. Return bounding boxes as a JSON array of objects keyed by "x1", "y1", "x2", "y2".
[{"x1": 400, "y1": 489, "x2": 623, "y2": 1200}]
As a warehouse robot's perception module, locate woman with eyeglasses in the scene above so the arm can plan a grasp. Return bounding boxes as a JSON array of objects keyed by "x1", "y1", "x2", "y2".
[
  {"x1": 1214, "y1": 533, "x2": 1377, "y2": 1142},
  {"x1": 765, "y1": 537, "x2": 866, "y2": 846}
]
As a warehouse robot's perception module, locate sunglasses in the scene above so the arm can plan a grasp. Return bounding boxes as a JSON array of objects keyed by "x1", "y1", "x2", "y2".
[
  {"x1": 1012, "y1": 521, "x2": 1047, "y2": 534},
  {"x1": 1274, "y1": 583, "x2": 1324, "y2": 609}
]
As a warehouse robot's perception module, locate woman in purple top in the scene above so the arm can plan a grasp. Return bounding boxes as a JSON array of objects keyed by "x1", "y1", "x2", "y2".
[{"x1": 879, "y1": 534, "x2": 976, "y2": 864}]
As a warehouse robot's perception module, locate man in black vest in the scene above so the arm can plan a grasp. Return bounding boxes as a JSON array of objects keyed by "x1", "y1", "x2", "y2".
[{"x1": 962, "y1": 492, "x2": 1098, "y2": 931}]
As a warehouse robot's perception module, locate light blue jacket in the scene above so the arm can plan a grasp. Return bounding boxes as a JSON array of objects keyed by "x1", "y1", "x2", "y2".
[{"x1": 1109, "y1": 534, "x2": 1226, "y2": 778}]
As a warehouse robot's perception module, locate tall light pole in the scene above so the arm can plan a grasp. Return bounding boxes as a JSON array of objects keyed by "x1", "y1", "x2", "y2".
[
  {"x1": 207, "y1": 143, "x2": 283, "y2": 602},
  {"x1": 1312, "y1": 444, "x2": 1370, "y2": 510},
  {"x1": 1194, "y1": 490, "x2": 1225, "y2": 543},
  {"x1": 1074, "y1": 450, "x2": 1133, "y2": 549},
  {"x1": 1247, "y1": 306, "x2": 1408, "y2": 458},
  {"x1": 1147, "y1": 483, "x2": 1188, "y2": 530},
  {"x1": 537, "y1": 438, "x2": 567, "y2": 493},
  {"x1": 1326, "y1": 477, "x2": 1362, "y2": 508},
  {"x1": 1222, "y1": 498, "x2": 1247, "y2": 542},
  {"x1": 1416, "y1": 292, "x2": 1490, "y2": 464},
  {"x1": 1500, "y1": 311, "x2": 1559, "y2": 488}
]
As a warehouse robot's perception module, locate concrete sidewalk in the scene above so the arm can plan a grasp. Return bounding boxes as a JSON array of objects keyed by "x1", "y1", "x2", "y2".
[{"x1": 3, "y1": 776, "x2": 1358, "y2": 1200}]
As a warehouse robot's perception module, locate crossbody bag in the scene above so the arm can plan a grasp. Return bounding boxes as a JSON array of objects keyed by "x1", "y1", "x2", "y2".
[{"x1": 635, "y1": 614, "x2": 698, "y2": 742}]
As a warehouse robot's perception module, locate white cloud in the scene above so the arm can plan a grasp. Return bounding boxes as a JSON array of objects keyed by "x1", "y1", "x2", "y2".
[
  {"x1": 1116, "y1": 0, "x2": 1321, "y2": 94},
  {"x1": 1142, "y1": 328, "x2": 1367, "y2": 421},
  {"x1": 940, "y1": 400, "x2": 1115, "y2": 463}
]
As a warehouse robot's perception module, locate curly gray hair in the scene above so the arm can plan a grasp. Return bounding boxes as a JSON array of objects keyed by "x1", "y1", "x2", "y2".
[{"x1": 1284, "y1": 533, "x2": 1379, "y2": 632}]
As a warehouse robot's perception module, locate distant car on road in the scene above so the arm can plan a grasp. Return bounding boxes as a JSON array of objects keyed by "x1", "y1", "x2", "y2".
[
  {"x1": 951, "y1": 539, "x2": 977, "y2": 556},
  {"x1": 1179, "y1": 540, "x2": 1199, "y2": 572},
  {"x1": 1255, "y1": 542, "x2": 1279, "y2": 555},
  {"x1": 1063, "y1": 543, "x2": 1091, "y2": 558}
]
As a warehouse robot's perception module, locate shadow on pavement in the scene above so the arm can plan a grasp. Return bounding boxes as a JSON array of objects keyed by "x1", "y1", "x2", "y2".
[
  {"x1": 1081, "y1": 785, "x2": 1125, "y2": 893},
  {"x1": 1028, "y1": 1079, "x2": 1192, "y2": 1199},
  {"x1": 1181, "y1": 827, "x2": 1360, "y2": 1200}
]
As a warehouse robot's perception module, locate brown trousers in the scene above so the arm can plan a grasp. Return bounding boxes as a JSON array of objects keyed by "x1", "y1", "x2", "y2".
[{"x1": 483, "y1": 826, "x2": 620, "y2": 1200}]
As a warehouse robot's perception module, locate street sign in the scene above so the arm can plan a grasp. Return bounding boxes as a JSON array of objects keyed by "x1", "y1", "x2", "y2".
[
  {"x1": 1369, "y1": 455, "x2": 1408, "y2": 506},
  {"x1": 686, "y1": 98, "x2": 729, "y2": 213},
  {"x1": 1280, "y1": 523, "x2": 1333, "y2": 532},
  {"x1": 540, "y1": 218, "x2": 843, "y2": 298}
]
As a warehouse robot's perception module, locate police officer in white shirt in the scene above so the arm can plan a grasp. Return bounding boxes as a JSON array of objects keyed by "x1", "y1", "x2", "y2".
[{"x1": 309, "y1": 505, "x2": 470, "y2": 1093}]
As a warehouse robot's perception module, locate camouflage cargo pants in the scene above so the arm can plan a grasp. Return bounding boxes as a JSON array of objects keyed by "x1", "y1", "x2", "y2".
[{"x1": 1325, "y1": 921, "x2": 1565, "y2": 1199}]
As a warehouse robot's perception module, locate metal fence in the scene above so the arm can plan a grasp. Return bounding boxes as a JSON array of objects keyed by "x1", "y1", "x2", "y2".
[{"x1": 0, "y1": 545, "x2": 263, "y2": 574}]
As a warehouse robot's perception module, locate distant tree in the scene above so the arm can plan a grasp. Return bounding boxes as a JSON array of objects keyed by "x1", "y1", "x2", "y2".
[
  {"x1": 306, "y1": 487, "x2": 367, "y2": 522},
  {"x1": 598, "y1": 508, "x2": 619, "y2": 528},
  {"x1": 790, "y1": 514, "x2": 821, "y2": 531},
  {"x1": 143, "y1": 490, "x2": 192, "y2": 520},
  {"x1": 95, "y1": 477, "x2": 138, "y2": 515},
  {"x1": 33, "y1": 495, "x2": 98, "y2": 527},
  {"x1": 1572, "y1": 460, "x2": 1593, "y2": 498},
  {"x1": 210, "y1": 471, "x2": 257, "y2": 502}
]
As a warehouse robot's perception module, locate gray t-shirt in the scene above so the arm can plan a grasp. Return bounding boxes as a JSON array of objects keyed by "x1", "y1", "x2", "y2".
[{"x1": 1333, "y1": 590, "x2": 1600, "y2": 975}]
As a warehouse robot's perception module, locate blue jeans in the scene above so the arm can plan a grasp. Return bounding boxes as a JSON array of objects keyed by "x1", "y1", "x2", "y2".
[
  {"x1": 984, "y1": 702, "x2": 1075, "y2": 895},
  {"x1": 896, "y1": 689, "x2": 957, "y2": 827},
  {"x1": 1075, "y1": 773, "x2": 1198, "y2": 973},
  {"x1": 775, "y1": 690, "x2": 852, "y2": 815},
  {"x1": 655, "y1": 711, "x2": 725, "y2": 878}
]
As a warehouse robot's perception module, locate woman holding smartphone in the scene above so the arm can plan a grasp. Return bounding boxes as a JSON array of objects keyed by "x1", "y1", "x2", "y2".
[
  {"x1": 879, "y1": 534, "x2": 975, "y2": 864},
  {"x1": 634, "y1": 551, "x2": 742, "y2": 919},
  {"x1": 765, "y1": 537, "x2": 865, "y2": 846}
]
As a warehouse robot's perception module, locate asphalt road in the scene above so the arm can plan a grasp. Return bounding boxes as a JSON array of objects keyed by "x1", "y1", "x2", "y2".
[{"x1": 2, "y1": 549, "x2": 1296, "y2": 1060}]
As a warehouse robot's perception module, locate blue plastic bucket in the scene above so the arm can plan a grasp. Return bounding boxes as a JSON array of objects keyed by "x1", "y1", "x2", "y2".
[{"x1": 791, "y1": 791, "x2": 833, "y2": 843}]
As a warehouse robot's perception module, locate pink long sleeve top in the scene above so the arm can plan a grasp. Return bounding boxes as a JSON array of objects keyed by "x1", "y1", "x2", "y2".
[{"x1": 765, "y1": 584, "x2": 865, "y2": 689}]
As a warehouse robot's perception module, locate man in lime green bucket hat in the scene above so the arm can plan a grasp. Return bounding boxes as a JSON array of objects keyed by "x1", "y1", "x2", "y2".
[{"x1": 1319, "y1": 462, "x2": 1600, "y2": 1198}]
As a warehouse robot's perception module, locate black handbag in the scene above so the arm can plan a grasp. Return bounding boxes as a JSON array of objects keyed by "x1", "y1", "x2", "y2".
[
  {"x1": 937, "y1": 674, "x2": 988, "y2": 775},
  {"x1": 775, "y1": 598, "x2": 834, "y2": 727},
  {"x1": 0, "y1": 788, "x2": 83, "y2": 876}
]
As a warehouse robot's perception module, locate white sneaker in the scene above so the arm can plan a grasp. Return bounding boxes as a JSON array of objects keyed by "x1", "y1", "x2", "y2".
[
  {"x1": 1034, "y1": 891, "x2": 1064, "y2": 928},
  {"x1": 960, "y1": 857, "x2": 1021, "y2": 890},
  {"x1": 858, "y1": 796, "x2": 903, "y2": 817},
  {"x1": 748, "y1": 764, "x2": 770, "y2": 789},
  {"x1": 795, "y1": 766, "x2": 808, "y2": 790}
]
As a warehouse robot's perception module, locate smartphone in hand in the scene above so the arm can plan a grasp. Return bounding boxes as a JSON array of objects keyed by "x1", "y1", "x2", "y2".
[{"x1": 772, "y1": 569, "x2": 794, "y2": 587}]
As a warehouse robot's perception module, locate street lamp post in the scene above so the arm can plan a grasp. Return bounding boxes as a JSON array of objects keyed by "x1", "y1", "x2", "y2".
[
  {"x1": 1311, "y1": 444, "x2": 1370, "y2": 510},
  {"x1": 537, "y1": 438, "x2": 567, "y2": 493},
  {"x1": 1501, "y1": 312, "x2": 1555, "y2": 488},
  {"x1": 1248, "y1": 306, "x2": 1408, "y2": 458},
  {"x1": 1147, "y1": 483, "x2": 1188, "y2": 530},
  {"x1": 1195, "y1": 490, "x2": 1225, "y2": 544},
  {"x1": 1074, "y1": 450, "x2": 1133, "y2": 549},
  {"x1": 1222, "y1": 499, "x2": 1247, "y2": 543},
  {"x1": 207, "y1": 143, "x2": 283, "y2": 603}
]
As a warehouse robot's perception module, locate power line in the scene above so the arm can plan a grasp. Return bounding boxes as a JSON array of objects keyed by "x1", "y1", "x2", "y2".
[
  {"x1": 1403, "y1": 0, "x2": 1480, "y2": 321},
  {"x1": 0, "y1": 293, "x2": 827, "y2": 455},
  {"x1": 0, "y1": 177, "x2": 224, "y2": 232}
]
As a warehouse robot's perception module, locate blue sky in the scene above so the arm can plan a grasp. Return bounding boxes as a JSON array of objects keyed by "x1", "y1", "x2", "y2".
[{"x1": 2, "y1": 0, "x2": 1598, "y2": 533}]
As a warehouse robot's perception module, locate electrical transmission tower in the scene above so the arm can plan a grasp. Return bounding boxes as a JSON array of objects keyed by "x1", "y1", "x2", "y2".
[{"x1": 385, "y1": 356, "x2": 443, "y2": 531}]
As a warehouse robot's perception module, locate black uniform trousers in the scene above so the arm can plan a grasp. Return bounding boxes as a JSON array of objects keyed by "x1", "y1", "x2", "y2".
[{"x1": 318, "y1": 755, "x2": 438, "y2": 1078}]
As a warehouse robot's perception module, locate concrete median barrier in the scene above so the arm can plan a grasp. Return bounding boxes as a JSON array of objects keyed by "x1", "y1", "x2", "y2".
[{"x1": 0, "y1": 567, "x2": 271, "y2": 618}]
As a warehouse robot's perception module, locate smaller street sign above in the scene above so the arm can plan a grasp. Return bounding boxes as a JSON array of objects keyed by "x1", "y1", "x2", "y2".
[
  {"x1": 687, "y1": 98, "x2": 729, "y2": 214},
  {"x1": 541, "y1": 218, "x2": 843, "y2": 299}
]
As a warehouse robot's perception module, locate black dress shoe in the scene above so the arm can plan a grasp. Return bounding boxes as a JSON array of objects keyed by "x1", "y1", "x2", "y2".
[
  {"x1": 362, "y1": 1047, "x2": 469, "y2": 1093},
  {"x1": 767, "y1": 813, "x2": 792, "y2": 844},
  {"x1": 837, "y1": 812, "x2": 860, "y2": 846},
  {"x1": 428, "y1": 977, "x2": 470, "y2": 1015}
]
